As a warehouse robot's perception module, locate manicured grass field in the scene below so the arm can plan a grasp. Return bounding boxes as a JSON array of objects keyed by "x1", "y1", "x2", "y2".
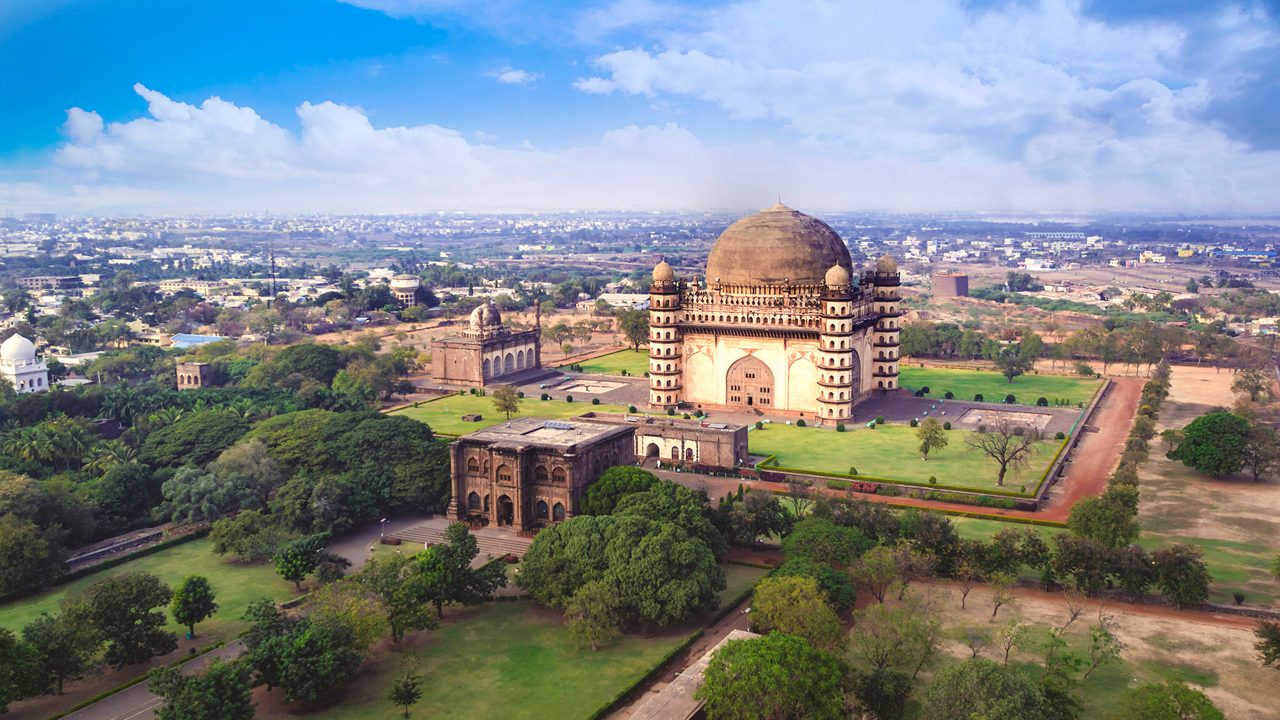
[
  {"x1": 256, "y1": 600, "x2": 695, "y2": 720},
  {"x1": 0, "y1": 537, "x2": 297, "y2": 638},
  {"x1": 562, "y1": 348, "x2": 650, "y2": 376},
  {"x1": 898, "y1": 367, "x2": 1102, "y2": 407},
  {"x1": 718, "y1": 563, "x2": 771, "y2": 608},
  {"x1": 950, "y1": 516, "x2": 1064, "y2": 543},
  {"x1": 750, "y1": 423, "x2": 1060, "y2": 493},
  {"x1": 391, "y1": 393, "x2": 632, "y2": 436}
]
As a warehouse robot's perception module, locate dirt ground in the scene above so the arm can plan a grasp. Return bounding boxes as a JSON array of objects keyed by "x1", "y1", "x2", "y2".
[{"x1": 915, "y1": 580, "x2": 1279, "y2": 720}]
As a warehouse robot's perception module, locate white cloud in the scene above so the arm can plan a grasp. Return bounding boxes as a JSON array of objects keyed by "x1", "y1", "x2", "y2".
[{"x1": 489, "y1": 66, "x2": 542, "y2": 85}]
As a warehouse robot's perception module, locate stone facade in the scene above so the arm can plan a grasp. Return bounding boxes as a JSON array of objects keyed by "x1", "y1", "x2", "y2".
[
  {"x1": 648, "y1": 205, "x2": 901, "y2": 421},
  {"x1": 431, "y1": 301, "x2": 540, "y2": 387},
  {"x1": 574, "y1": 412, "x2": 749, "y2": 469},
  {"x1": 176, "y1": 361, "x2": 212, "y2": 390},
  {"x1": 447, "y1": 417, "x2": 634, "y2": 531}
]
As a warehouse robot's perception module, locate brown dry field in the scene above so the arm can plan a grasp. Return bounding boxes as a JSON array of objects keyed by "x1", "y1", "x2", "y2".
[
  {"x1": 1138, "y1": 364, "x2": 1280, "y2": 607},
  {"x1": 917, "y1": 581, "x2": 1279, "y2": 720}
]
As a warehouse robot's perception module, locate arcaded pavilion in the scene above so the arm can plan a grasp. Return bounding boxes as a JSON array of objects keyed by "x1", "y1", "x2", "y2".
[
  {"x1": 647, "y1": 204, "x2": 901, "y2": 420},
  {"x1": 432, "y1": 301, "x2": 541, "y2": 388}
]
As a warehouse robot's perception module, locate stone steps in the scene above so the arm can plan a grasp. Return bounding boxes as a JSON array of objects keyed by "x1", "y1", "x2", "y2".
[{"x1": 393, "y1": 524, "x2": 532, "y2": 559}]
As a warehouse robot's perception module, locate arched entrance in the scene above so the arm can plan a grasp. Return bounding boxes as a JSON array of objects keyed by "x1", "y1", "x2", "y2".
[
  {"x1": 726, "y1": 355, "x2": 774, "y2": 408},
  {"x1": 849, "y1": 349, "x2": 861, "y2": 398},
  {"x1": 497, "y1": 494, "x2": 514, "y2": 527},
  {"x1": 645, "y1": 443, "x2": 660, "y2": 457}
]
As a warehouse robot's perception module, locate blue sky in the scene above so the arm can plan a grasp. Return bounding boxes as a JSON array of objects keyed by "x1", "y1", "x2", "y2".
[{"x1": 1, "y1": 0, "x2": 1278, "y2": 215}]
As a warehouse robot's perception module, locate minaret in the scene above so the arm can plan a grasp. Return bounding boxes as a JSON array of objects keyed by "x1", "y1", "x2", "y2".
[
  {"x1": 872, "y1": 255, "x2": 901, "y2": 391},
  {"x1": 818, "y1": 265, "x2": 856, "y2": 420},
  {"x1": 648, "y1": 260, "x2": 682, "y2": 410}
]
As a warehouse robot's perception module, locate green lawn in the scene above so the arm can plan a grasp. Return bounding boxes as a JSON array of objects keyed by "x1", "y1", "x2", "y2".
[
  {"x1": 563, "y1": 348, "x2": 650, "y2": 376},
  {"x1": 950, "y1": 516, "x2": 1064, "y2": 543},
  {"x1": 718, "y1": 563, "x2": 770, "y2": 608},
  {"x1": 256, "y1": 600, "x2": 693, "y2": 720},
  {"x1": 0, "y1": 537, "x2": 297, "y2": 638},
  {"x1": 750, "y1": 423, "x2": 1060, "y2": 493},
  {"x1": 391, "y1": 393, "x2": 632, "y2": 436},
  {"x1": 898, "y1": 367, "x2": 1102, "y2": 407}
]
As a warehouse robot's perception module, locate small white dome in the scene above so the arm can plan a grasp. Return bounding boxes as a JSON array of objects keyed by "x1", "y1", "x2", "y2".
[
  {"x1": 0, "y1": 334, "x2": 36, "y2": 362},
  {"x1": 469, "y1": 302, "x2": 501, "y2": 330},
  {"x1": 653, "y1": 260, "x2": 675, "y2": 283},
  {"x1": 824, "y1": 264, "x2": 851, "y2": 287}
]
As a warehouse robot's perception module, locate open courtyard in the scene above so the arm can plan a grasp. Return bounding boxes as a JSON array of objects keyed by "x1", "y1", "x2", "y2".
[
  {"x1": 749, "y1": 422, "x2": 1062, "y2": 493},
  {"x1": 898, "y1": 366, "x2": 1103, "y2": 407},
  {"x1": 561, "y1": 348, "x2": 650, "y2": 377},
  {"x1": 391, "y1": 393, "x2": 633, "y2": 435}
]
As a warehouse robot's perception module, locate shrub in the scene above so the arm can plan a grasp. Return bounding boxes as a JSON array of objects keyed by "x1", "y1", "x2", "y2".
[
  {"x1": 1234, "y1": 592, "x2": 1245, "y2": 605},
  {"x1": 848, "y1": 466, "x2": 858, "y2": 475},
  {"x1": 592, "y1": 397, "x2": 601, "y2": 405},
  {"x1": 755, "y1": 421, "x2": 763, "y2": 430},
  {"x1": 565, "y1": 395, "x2": 574, "y2": 403},
  {"x1": 974, "y1": 393, "x2": 984, "y2": 402},
  {"x1": 914, "y1": 390, "x2": 925, "y2": 398},
  {"x1": 682, "y1": 413, "x2": 691, "y2": 419},
  {"x1": 920, "y1": 386, "x2": 930, "y2": 394},
  {"x1": 517, "y1": 391, "x2": 525, "y2": 398},
  {"x1": 628, "y1": 405, "x2": 637, "y2": 413},
  {"x1": 943, "y1": 421, "x2": 952, "y2": 430},
  {"x1": 1055, "y1": 431, "x2": 1065, "y2": 440},
  {"x1": 1036, "y1": 397, "x2": 1048, "y2": 406},
  {"x1": 836, "y1": 423, "x2": 846, "y2": 432},
  {"x1": 469, "y1": 387, "x2": 478, "y2": 395},
  {"x1": 540, "y1": 393, "x2": 551, "y2": 401},
  {"x1": 797, "y1": 419, "x2": 807, "y2": 427},
  {"x1": 826, "y1": 478, "x2": 851, "y2": 491},
  {"x1": 909, "y1": 418, "x2": 919, "y2": 427},
  {"x1": 1003, "y1": 394, "x2": 1016, "y2": 404},
  {"x1": 929, "y1": 476, "x2": 937, "y2": 484},
  {"x1": 875, "y1": 416, "x2": 885, "y2": 425},
  {"x1": 667, "y1": 408, "x2": 675, "y2": 416},
  {"x1": 694, "y1": 410, "x2": 704, "y2": 418},
  {"x1": 944, "y1": 391, "x2": 954, "y2": 399}
]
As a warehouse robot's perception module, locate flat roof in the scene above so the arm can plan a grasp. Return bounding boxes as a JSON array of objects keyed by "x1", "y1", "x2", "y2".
[
  {"x1": 575, "y1": 412, "x2": 747, "y2": 433},
  {"x1": 456, "y1": 416, "x2": 631, "y2": 451}
]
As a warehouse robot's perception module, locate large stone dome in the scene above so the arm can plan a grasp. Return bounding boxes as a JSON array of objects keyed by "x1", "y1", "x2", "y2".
[
  {"x1": 706, "y1": 204, "x2": 851, "y2": 286},
  {"x1": 1, "y1": 334, "x2": 36, "y2": 363}
]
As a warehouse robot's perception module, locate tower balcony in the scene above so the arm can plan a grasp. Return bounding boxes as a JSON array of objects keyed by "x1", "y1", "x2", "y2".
[
  {"x1": 877, "y1": 310, "x2": 903, "y2": 319},
  {"x1": 873, "y1": 339, "x2": 900, "y2": 348},
  {"x1": 648, "y1": 367, "x2": 681, "y2": 377},
  {"x1": 817, "y1": 377, "x2": 853, "y2": 389},
  {"x1": 872, "y1": 369, "x2": 900, "y2": 378}
]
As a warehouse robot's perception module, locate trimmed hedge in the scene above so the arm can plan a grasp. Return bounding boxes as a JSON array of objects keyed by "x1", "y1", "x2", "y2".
[
  {"x1": 586, "y1": 630, "x2": 705, "y2": 720},
  {"x1": 756, "y1": 454, "x2": 1047, "y2": 499}
]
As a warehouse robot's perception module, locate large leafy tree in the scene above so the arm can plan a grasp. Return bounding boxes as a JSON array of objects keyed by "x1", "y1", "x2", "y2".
[
  {"x1": 355, "y1": 552, "x2": 439, "y2": 642},
  {"x1": 207, "y1": 439, "x2": 284, "y2": 509},
  {"x1": 75, "y1": 572, "x2": 177, "y2": 668},
  {"x1": 413, "y1": 522, "x2": 507, "y2": 617},
  {"x1": 750, "y1": 576, "x2": 845, "y2": 652},
  {"x1": 1167, "y1": 411, "x2": 1249, "y2": 477},
  {"x1": 613, "y1": 480, "x2": 727, "y2": 560},
  {"x1": 919, "y1": 658, "x2": 1050, "y2": 720},
  {"x1": 149, "y1": 659, "x2": 255, "y2": 720},
  {"x1": 1257, "y1": 620, "x2": 1280, "y2": 670},
  {"x1": 170, "y1": 576, "x2": 218, "y2": 637},
  {"x1": 781, "y1": 517, "x2": 870, "y2": 569},
  {"x1": 1067, "y1": 485, "x2": 1140, "y2": 548},
  {"x1": 0, "y1": 628, "x2": 41, "y2": 713},
  {"x1": 1109, "y1": 680, "x2": 1224, "y2": 720},
  {"x1": 695, "y1": 633, "x2": 848, "y2": 720},
  {"x1": 1152, "y1": 544, "x2": 1210, "y2": 607},
  {"x1": 274, "y1": 534, "x2": 328, "y2": 591},
  {"x1": 726, "y1": 492, "x2": 793, "y2": 546},
  {"x1": 579, "y1": 466, "x2": 659, "y2": 515},
  {"x1": 773, "y1": 557, "x2": 857, "y2": 611},
  {"x1": 0, "y1": 513, "x2": 66, "y2": 595},
  {"x1": 23, "y1": 610, "x2": 101, "y2": 694},
  {"x1": 519, "y1": 514, "x2": 724, "y2": 626},
  {"x1": 245, "y1": 613, "x2": 363, "y2": 704},
  {"x1": 155, "y1": 466, "x2": 259, "y2": 525},
  {"x1": 86, "y1": 462, "x2": 159, "y2": 536},
  {"x1": 615, "y1": 309, "x2": 649, "y2": 351},
  {"x1": 209, "y1": 510, "x2": 288, "y2": 563},
  {"x1": 139, "y1": 409, "x2": 249, "y2": 468},
  {"x1": 564, "y1": 580, "x2": 622, "y2": 651}
]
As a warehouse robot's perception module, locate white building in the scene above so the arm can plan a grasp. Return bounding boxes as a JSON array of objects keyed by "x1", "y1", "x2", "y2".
[{"x1": 1, "y1": 334, "x2": 49, "y2": 394}]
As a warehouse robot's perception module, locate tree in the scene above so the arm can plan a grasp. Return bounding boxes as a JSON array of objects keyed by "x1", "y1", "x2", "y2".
[
  {"x1": 413, "y1": 522, "x2": 507, "y2": 617},
  {"x1": 491, "y1": 384, "x2": 521, "y2": 420},
  {"x1": 356, "y1": 552, "x2": 438, "y2": 643},
  {"x1": 139, "y1": 409, "x2": 250, "y2": 468},
  {"x1": 727, "y1": 491, "x2": 793, "y2": 546},
  {"x1": 616, "y1": 309, "x2": 649, "y2": 351},
  {"x1": 156, "y1": 466, "x2": 259, "y2": 525},
  {"x1": 1256, "y1": 620, "x2": 1280, "y2": 669},
  {"x1": 1167, "y1": 411, "x2": 1249, "y2": 477},
  {"x1": 270, "y1": 616, "x2": 363, "y2": 703},
  {"x1": 22, "y1": 611, "x2": 100, "y2": 694},
  {"x1": 208, "y1": 439, "x2": 284, "y2": 509},
  {"x1": 849, "y1": 600, "x2": 928, "y2": 672},
  {"x1": 614, "y1": 481, "x2": 727, "y2": 560},
  {"x1": 919, "y1": 658, "x2": 1050, "y2": 720},
  {"x1": 964, "y1": 627, "x2": 992, "y2": 658},
  {"x1": 995, "y1": 345, "x2": 1033, "y2": 384},
  {"x1": 0, "y1": 627, "x2": 40, "y2": 712},
  {"x1": 854, "y1": 668, "x2": 912, "y2": 720},
  {"x1": 1241, "y1": 425, "x2": 1280, "y2": 483},
  {"x1": 1083, "y1": 613, "x2": 1124, "y2": 679},
  {"x1": 76, "y1": 572, "x2": 177, "y2": 668},
  {"x1": 997, "y1": 619, "x2": 1030, "y2": 665},
  {"x1": 580, "y1": 466, "x2": 659, "y2": 515},
  {"x1": 966, "y1": 420, "x2": 1041, "y2": 486},
  {"x1": 148, "y1": 659, "x2": 254, "y2": 720},
  {"x1": 0, "y1": 513, "x2": 65, "y2": 596},
  {"x1": 851, "y1": 545, "x2": 899, "y2": 604},
  {"x1": 274, "y1": 534, "x2": 328, "y2": 591},
  {"x1": 751, "y1": 576, "x2": 844, "y2": 651},
  {"x1": 1231, "y1": 368, "x2": 1271, "y2": 402},
  {"x1": 917, "y1": 418, "x2": 948, "y2": 460},
  {"x1": 781, "y1": 517, "x2": 870, "y2": 569},
  {"x1": 210, "y1": 509, "x2": 288, "y2": 562},
  {"x1": 786, "y1": 480, "x2": 813, "y2": 517},
  {"x1": 695, "y1": 633, "x2": 848, "y2": 720},
  {"x1": 1110, "y1": 680, "x2": 1224, "y2": 720},
  {"x1": 955, "y1": 557, "x2": 985, "y2": 610},
  {"x1": 518, "y1": 514, "x2": 724, "y2": 626},
  {"x1": 1051, "y1": 535, "x2": 1114, "y2": 595},
  {"x1": 1067, "y1": 485, "x2": 1140, "y2": 548},
  {"x1": 170, "y1": 576, "x2": 218, "y2": 638},
  {"x1": 892, "y1": 544, "x2": 936, "y2": 600},
  {"x1": 774, "y1": 557, "x2": 857, "y2": 611},
  {"x1": 564, "y1": 580, "x2": 621, "y2": 651},
  {"x1": 1152, "y1": 544, "x2": 1210, "y2": 607},
  {"x1": 989, "y1": 571, "x2": 1016, "y2": 620},
  {"x1": 389, "y1": 672, "x2": 422, "y2": 719}
]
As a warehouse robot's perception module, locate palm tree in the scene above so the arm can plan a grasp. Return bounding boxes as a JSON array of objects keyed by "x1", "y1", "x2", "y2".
[{"x1": 84, "y1": 439, "x2": 138, "y2": 476}]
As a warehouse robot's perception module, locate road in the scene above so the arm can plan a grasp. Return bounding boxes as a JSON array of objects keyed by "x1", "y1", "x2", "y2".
[{"x1": 50, "y1": 514, "x2": 430, "y2": 720}]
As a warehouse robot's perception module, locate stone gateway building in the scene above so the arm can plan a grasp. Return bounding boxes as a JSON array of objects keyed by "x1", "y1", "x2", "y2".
[
  {"x1": 648, "y1": 204, "x2": 901, "y2": 420},
  {"x1": 431, "y1": 301, "x2": 541, "y2": 388},
  {"x1": 446, "y1": 417, "x2": 634, "y2": 531}
]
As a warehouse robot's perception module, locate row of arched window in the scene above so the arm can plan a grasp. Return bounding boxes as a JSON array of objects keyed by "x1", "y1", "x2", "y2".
[{"x1": 481, "y1": 348, "x2": 533, "y2": 379}]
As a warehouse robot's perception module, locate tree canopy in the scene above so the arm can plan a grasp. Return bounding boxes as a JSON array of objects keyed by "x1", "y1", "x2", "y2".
[
  {"x1": 695, "y1": 633, "x2": 848, "y2": 720},
  {"x1": 1167, "y1": 411, "x2": 1250, "y2": 477}
]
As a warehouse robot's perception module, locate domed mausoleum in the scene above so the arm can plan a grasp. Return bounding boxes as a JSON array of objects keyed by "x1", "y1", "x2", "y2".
[
  {"x1": 431, "y1": 301, "x2": 542, "y2": 387},
  {"x1": 649, "y1": 204, "x2": 901, "y2": 419},
  {"x1": 1, "y1": 334, "x2": 49, "y2": 394}
]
